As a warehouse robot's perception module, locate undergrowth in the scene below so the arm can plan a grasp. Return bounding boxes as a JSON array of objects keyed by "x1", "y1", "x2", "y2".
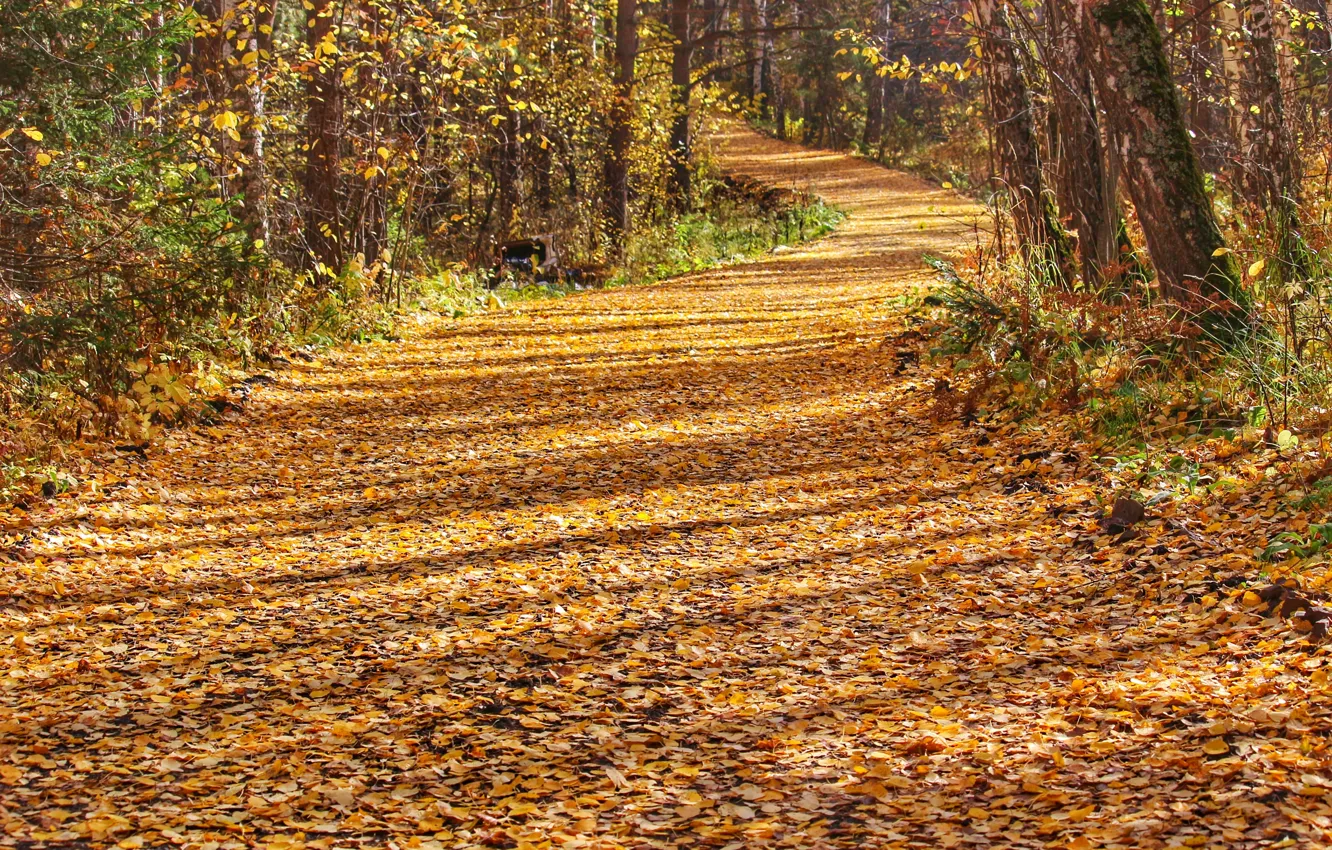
[
  {"x1": 921, "y1": 243, "x2": 1332, "y2": 504},
  {"x1": 610, "y1": 193, "x2": 842, "y2": 289},
  {"x1": 0, "y1": 182, "x2": 842, "y2": 502}
]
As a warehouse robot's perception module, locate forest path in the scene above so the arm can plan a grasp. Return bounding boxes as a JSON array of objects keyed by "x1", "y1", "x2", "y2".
[{"x1": 2, "y1": 126, "x2": 1318, "y2": 849}]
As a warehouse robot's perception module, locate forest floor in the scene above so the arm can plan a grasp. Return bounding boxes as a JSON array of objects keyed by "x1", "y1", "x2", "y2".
[{"x1": 3, "y1": 125, "x2": 1331, "y2": 850}]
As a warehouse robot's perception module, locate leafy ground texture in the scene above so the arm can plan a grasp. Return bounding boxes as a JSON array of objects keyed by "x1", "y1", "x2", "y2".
[{"x1": 5, "y1": 125, "x2": 1332, "y2": 850}]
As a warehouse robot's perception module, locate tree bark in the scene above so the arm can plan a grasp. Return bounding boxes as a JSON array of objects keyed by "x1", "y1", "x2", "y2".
[
  {"x1": 1184, "y1": 0, "x2": 1225, "y2": 173},
  {"x1": 862, "y1": 0, "x2": 891, "y2": 153},
  {"x1": 1243, "y1": 0, "x2": 1307, "y2": 281},
  {"x1": 191, "y1": 0, "x2": 237, "y2": 183},
  {"x1": 494, "y1": 55, "x2": 520, "y2": 241},
  {"x1": 604, "y1": 0, "x2": 637, "y2": 254},
  {"x1": 235, "y1": 0, "x2": 276, "y2": 248},
  {"x1": 974, "y1": 0, "x2": 1070, "y2": 275},
  {"x1": 304, "y1": 0, "x2": 344, "y2": 277},
  {"x1": 1219, "y1": 0, "x2": 1248, "y2": 195},
  {"x1": 669, "y1": 0, "x2": 693, "y2": 209},
  {"x1": 699, "y1": 0, "x2": 721, "y2": 78},
  {"x1": 1046, "y1": 0, "x2": 1117, "y2": 285},
  {"x1": 354, "y1": 0, "x2": 389, "y2": 272},
  {"x1": 1069, "y1": 0, "x2": 1248, "y2": 315},
  {"x1": 757, "y1": 0, "x2": 776, "y2": 116},
  {"x1": 741, "y1": 0, "x2": 758, "y2": 100}
]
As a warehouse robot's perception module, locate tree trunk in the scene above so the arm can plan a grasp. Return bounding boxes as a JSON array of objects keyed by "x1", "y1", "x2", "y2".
[
  {"x1": 494, "y1": 83, "x2": 519, "y2": 241},
  {"x1": 1069, "y1": 0, "x2": 1248, "y2": 315},
  {"x1": 669, "y1": 0, "x2": 693, "y2": 209},
  {"x1": 1046, "y1": 0, "x2": 1117, "y2": 285},
  {"x1": 355, "y1": 0, "x2": 389, "y2": 273},
  {"x1": 862, "y1": 0, "x2": 891, "y2": 153},
  {"x1": 1219, "y1": 0, "x2": 1249, "y2": 196},
  {"x1": 974, "y1": 0, "x2": 1070, "y2": 275},
  {"x1": 532, "y1": 115, "x2": 554, "y2": 217},
  {"x1": 191, "y1": 0, "x2": 237, "y2": 183},
  {"x1": 699, "y1": 0, "x2": 720, "y2": 79},
  {"x1": 1244, "y1": 0, "x2": 1307, "y2": 281},
  {"x1": 757, "y1": 0, "x2": 777, "y2": 116},
  {"x1": 741, "y1": 0, "x2": 758, "y2": 100},
  {"x1": 304, "y1": 0, "x2": 344, "y2": 277},
  {"x1": 1184, "y1": 0, "x2": 1225, "y2": 173},
  {"x1": 236, "y1": 0, "x2": 276, "y2": 248},
  {"x1": 604, "y1": 0, "x2": 637, "y2": 254}
]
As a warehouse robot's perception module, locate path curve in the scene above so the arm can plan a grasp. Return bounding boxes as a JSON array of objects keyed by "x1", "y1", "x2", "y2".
[{"x1": 2, "y1": 127, "x2": 1323, "y2": 849}]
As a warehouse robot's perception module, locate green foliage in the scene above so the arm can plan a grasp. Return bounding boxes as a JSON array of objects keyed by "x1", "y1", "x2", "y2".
[
  {"x1": 1262, "y1": 523, "x2": 1332, "y2": 563},
  {"x1": 923, "y1": 253, "x2": 1259, "y2": 436},
  {"x1": 0, "y1": 0, "x2": 259, "y2": 442},
  {"x1": 611, "y1": 196, "x2": 842, "y2": 289},
  {"x1": 1095, "y1": 449, "x2": 1223, "y2": 497},
  {"x1": 0, "y1": 0, "x2": 186, "y2": 132}
]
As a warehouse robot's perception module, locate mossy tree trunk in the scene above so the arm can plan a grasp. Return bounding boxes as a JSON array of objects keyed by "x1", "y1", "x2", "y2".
[
  {"x1": 974, "y1": 0, "x2": 1072, "y2": 279},
  {"x1": 1069, "y1": 0, "x2": 1249, "y2": 317}
]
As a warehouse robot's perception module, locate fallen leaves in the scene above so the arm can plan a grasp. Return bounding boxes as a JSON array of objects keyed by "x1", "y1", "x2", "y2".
[{"x1": 2, "y1": 128, "x2": 1332, "y2": 849}]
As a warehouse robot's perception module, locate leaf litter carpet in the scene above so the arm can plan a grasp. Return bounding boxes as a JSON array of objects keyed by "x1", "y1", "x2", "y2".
[{"x1": 5, "y1": 127, "x2": 1332, "y2": 849}]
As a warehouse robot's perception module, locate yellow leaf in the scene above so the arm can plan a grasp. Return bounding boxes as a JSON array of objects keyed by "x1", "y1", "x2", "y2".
[
  {"x1": 21, "y1": 127, "x2": 43, "y2": 141},
  {"x1": 1211, "y1": 246, "x2": 1231, "y2": 256},
  {"x1": 1202, "y1": 737, "x2": 1230, "y2": 755},
  {"x1": 1248, "y1": 258, "x2": 1266, "y2": 278},
  {"x1": 212, "y1": 110, "x2": 239, "y2": 131},
  {"x1": 34, "y1": 152, "x2": 52, "y2": 167}
]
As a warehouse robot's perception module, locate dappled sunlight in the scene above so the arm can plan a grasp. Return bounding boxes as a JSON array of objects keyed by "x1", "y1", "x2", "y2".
[{"x1": 1, "y1": 127, "x2": 1321, "y2": 849}]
